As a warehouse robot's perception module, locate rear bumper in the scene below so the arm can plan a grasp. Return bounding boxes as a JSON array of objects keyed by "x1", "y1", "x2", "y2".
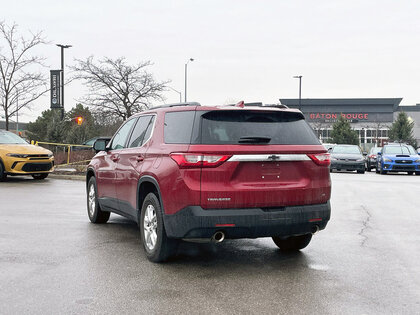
[{"x1": 163, "y1": 201, "x2": 331, "y2": 239}]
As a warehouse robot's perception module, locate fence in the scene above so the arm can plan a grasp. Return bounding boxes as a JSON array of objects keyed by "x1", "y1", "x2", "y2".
[{"x1": 31, "y1": 141, "x2": 95, "y2": 167}]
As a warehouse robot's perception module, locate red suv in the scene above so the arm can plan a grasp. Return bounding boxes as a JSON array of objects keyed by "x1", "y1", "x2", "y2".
[{"x1": 87, "y1": 102, "x2": 331, "y2": 262}]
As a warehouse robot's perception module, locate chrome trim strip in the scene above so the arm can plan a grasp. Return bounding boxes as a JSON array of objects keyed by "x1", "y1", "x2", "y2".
[{"x1": 227, "y1": 154, "x2": 310, "y2": 162}]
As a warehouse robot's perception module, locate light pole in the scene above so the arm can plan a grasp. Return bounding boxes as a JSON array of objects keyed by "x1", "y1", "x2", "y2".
[
  {"x1": 293, "y1": 75, "x2": 302, "y2": 111},
  {"x1": 56, "y1": 44, "x2": 72, "y2": 120},
  {"x1": 184, "y1": 58, "x2": 194, "y2": 102},
  {"x1": 168, "y1": 86, "x2": 182, "y2": 102}
]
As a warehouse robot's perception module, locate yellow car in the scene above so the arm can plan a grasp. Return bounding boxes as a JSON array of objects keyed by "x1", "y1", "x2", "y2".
[{"x1": 0, "y1": 130, "x2": 54, "y2": 181}]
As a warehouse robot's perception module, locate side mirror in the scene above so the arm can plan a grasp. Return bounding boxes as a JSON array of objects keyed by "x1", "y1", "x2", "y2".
[
  {"x1": 93, "y1": 138, "x2": 111, "y2": 153},
  {"x1": 327, "y1": 147, "x2": 333, "y2": 152}
]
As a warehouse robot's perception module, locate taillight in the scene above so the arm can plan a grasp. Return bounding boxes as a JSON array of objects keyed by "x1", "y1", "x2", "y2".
[
  {"x1": 170, "y1": 153, "x2": 231, "y2": 168},
  {"x1": 307, "y1": 153, "x2": 331, "y2": 166}
]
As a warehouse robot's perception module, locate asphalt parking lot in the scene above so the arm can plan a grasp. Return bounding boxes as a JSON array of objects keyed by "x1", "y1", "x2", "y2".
[{"x1": 1, "y1": 172, "x2": 420, "y2": 314}]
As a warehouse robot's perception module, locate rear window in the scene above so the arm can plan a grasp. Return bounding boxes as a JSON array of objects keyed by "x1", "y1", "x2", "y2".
[{"x1": 199, "y1": 110, "x2": 320, "y2": 145}]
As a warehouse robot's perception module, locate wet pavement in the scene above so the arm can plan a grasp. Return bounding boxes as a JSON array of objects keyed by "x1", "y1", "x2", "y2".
[{"x1": 1, "y1": 173, "x2": 420, "y2": 314}]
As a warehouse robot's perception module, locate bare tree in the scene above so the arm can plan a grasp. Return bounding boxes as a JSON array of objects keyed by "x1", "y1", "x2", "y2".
[
  {"x1": 71, "y1": 57, "x2": 169, "y2": 120},
  {"x1": 0, "y1": 21, "x2": 48, "y2": 130}
]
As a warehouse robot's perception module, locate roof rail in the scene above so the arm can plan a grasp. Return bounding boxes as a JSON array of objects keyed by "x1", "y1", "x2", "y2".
[{"x1": 150, "y1": 102, "x2": 201, "y2": 110}]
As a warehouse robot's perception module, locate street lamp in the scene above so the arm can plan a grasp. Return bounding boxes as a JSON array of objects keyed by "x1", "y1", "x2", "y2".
[
  {"x1": 184, "y1": 58, "x2": 194, "y2": 102},
  {"x1": 168, "y1": 86, "x2": 182, "y2": 102},
  {"x1": 56, "y1": 44, "x2": 72, "y2": 120},
  {"x1": 293, "y1": 75, "x2": 302, "y2": 111}
]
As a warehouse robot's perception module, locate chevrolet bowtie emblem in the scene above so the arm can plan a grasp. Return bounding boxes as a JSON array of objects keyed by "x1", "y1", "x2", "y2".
[{"x1": 268, "y1": 155, "x2": 280, "y2": 161}]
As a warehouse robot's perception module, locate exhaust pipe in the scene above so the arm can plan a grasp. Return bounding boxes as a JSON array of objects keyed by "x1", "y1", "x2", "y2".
[
  {"x1": 211, "y1": 231, "x2": 225, "y2": 243},
  {"x1": 311, "y1": 225, "x2": 320, "y2": 234}
]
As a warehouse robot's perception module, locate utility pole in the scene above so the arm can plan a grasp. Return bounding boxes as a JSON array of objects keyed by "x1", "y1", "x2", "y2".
[
  {"x1": 184, "y1": 58, "x2": 194, "y2": 102},
  {"x1": 293, "y1": 75, "x2": 302, "y2": 111},
  {"x1": 56, "y1": 44, "x2": 72, "y2": 120}
]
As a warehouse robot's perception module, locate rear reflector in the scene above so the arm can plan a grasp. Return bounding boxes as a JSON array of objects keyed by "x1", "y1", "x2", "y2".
[
  {"x1": 309, "y1": 218, "x2": 322, "y2": 222},
  {"x1": 307, "y1": 153, "x2": 331, "y2": 166},
  {"x1": 170, "y1": 153, "x2": 232, "y2": 168}
]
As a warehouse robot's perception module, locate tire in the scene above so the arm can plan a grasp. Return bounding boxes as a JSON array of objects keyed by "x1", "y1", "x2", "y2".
[
  {"x1": 32, "y1": 173, "x2": 48, "y2": 180},
  {"x1": 407, "y1": 171, "x2": 413, "y2": 175},
  {"x1": 366, "y1": 166, "x2": 371, "y2": 172},
  {"x1": 380, "y1": 169, "x2": 387, "y2": 175},
  {"x1": 87, "y1": 177, "x2": 110, "y2": 223},
  {"x1": 357, "y1": 170, "x2": 365, "y2": 174},
  {"x1": 272, "y1": 234, "x2": 312, "y2": 252},
  {"x1": 0, "y1": 160, "x2": 7, "y2": 182},
  {"x1": 140, "y1": 193, "x2": 178, "y2": 263},
  {"x1": 416, "y1": 172, "x2": 420, "y2": 176}
]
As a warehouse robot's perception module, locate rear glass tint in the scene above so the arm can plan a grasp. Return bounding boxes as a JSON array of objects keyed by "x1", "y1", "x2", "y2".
[
  {"x1": 199, "y1": 110, "x2": 320, "y2": 145},
  {"x1": 164, "y1": 111, "x2": 196, "y2": 144}
]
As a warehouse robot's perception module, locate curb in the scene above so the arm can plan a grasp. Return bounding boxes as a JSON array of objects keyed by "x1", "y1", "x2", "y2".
[{"x1": 49, "y1": 174, "x2": 85, "y2": 181}]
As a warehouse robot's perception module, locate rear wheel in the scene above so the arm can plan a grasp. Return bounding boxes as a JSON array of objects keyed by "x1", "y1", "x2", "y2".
[
  {"x1": 140, "y1": 193, "x2": 178, "y2": 262},
  {"x1": 357, "y1": 170, "x2": 365, "y2": 174},
  {"x1": 87, "y1": 177, "x2": 110, "y2": 223},
  {"x1": 272, "y1": 234, "x2": 312, "y2": 252},
  {"x1": 0, "y1": 161, "x2": 7, "y2": 182},
  {"x1": 32, "y1": 173, "x2": 48, "y2": 180}
]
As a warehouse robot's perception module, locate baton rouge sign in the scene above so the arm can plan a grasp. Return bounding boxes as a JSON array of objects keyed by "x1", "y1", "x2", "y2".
[
  {"x1": 50, "y1": 70, "x2": 61, "y2": 108},
  {"x1": 309, "y1": 112, "x2": 369, "y2": 122}
]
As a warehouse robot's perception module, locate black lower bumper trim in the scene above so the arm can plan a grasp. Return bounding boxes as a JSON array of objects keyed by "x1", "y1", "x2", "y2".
[{"x1": 164, "y1": 202, "x2": 331, "y2": 239}]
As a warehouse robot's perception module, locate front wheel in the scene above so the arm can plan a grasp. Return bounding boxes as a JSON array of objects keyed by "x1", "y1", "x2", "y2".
[
  {"x1": 357, "y1": 170, "x2": 365, "y2": 174},
  {"x1": 87, "y1": 177, "x2": 110, "y2": 223},
  {"x1": 140, "y1": 193, "x2": 178, "y2": 262},
  {"x1": 32, "y1": 173, "x2": 48, "y2": 180},
  {"x1": 272, "y1": 234, "x2": 312, "y2": 252},
  {"x1": 0, "y1": 161, "x2": 7, "y2": 182},
  {"x1": 407, "y1": 171, "x2": 414, "y2": 175}
]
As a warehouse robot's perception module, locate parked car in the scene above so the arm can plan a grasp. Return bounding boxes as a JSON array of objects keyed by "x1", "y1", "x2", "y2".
[
  {"x1": 376, "y1": 143, "x2": 420, "y2": 175},
  {"x1": 86, "y1": 102, "x2": 332, "y2": 262},
  {"x1": 0, "y1": 129, "x2": 54, "y2": 181},
  {"x1": 72, "y1": 137, "x2": 99, "y2": 151},
  {"x1": 366, "y1": 147, "x2": 382, "y2": 172},
  {"x1": 330, "y1": 144, "x2": 366, "y2": 173}
]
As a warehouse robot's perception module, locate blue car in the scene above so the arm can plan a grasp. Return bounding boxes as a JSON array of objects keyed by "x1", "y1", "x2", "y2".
[{"x1": 376, "y1": 143, "x2": 420, "y2": 175}]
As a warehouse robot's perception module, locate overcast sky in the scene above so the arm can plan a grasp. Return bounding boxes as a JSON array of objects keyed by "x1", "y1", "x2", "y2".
[{"x1": 2, "y1": 0, "x2": 420, "y2": 122}]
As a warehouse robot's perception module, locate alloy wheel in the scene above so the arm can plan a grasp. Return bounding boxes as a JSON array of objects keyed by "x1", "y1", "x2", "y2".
[
  {"x1": 88, "y1": 184, "x2": 96, "y2": 217},
  {"x1": 143, "y1": 204, "x2": 158, "y2": 251}
]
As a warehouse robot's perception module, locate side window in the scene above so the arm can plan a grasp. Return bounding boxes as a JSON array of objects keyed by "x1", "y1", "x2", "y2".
[
  {"x1": 110, "y1": 118, "x2": 136, "y2": 150},
  {"x1": 128, "y1": 116, "x2": 154, "y2": 148},
  {"x1": 164, "y1": 111, "x2": 195, "y2": 144},
  {"x1": 142, "y1": 116, "x2": 155, "y2": 145}
]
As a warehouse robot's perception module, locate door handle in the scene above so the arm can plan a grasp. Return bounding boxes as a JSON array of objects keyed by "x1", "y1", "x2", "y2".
[
  {"x1": 111, "y1": 155, "x2": 119, "y2": 162},
  {"x1": 136, "y1": 155, "x2": 144, "y2": 162}
]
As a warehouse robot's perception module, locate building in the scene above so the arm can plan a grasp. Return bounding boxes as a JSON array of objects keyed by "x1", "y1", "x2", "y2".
[{"x1": 280, "y1": 98, "x2": 420, "y2": 148}]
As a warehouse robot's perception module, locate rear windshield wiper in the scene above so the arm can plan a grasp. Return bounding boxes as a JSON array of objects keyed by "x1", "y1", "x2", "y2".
[{"x1": 238, "y1": 136, "x2": 271, "y2": 144}]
